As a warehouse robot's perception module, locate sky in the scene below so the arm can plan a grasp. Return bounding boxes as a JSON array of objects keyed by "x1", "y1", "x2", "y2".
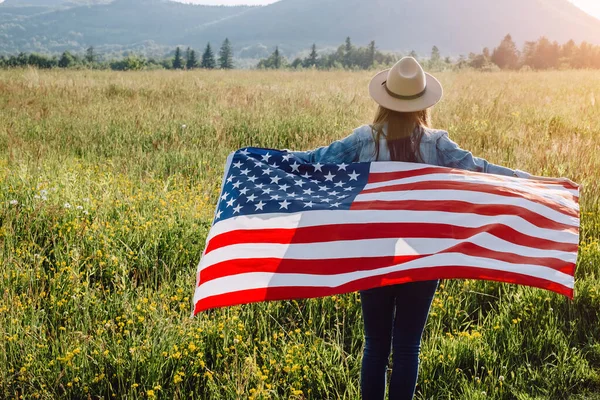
[{"x1": 174, "y1": 0, "x2": 600, "y2": 19}]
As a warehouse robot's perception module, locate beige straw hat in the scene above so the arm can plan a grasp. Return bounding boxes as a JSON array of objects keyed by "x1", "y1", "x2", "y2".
[{"x1": 369, "y1": 56, "x2": 443, "y2": 112}]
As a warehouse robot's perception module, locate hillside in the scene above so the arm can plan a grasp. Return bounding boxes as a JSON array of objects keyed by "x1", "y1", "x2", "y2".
[{"x1": 1, "y1": 0, "x2": 600, "y2": 56}]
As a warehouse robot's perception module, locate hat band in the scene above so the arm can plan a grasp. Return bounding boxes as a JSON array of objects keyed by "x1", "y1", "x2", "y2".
[{"x1": 383, "y1": 81, "x2": 427, "y2": 100}]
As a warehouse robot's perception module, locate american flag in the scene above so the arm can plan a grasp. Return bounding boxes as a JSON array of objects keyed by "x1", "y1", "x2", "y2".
[{"x1": 193, "y1": 147, "x2": 580, "y2": 315}]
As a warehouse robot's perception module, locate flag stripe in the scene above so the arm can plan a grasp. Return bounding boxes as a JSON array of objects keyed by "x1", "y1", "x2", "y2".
[
  {"x1": 359, "y1": 181, "x2": 578, "y2": 216},
  {"x1": 199, "y1": 235, "x2": 576, "y2": 274},
  {"x1": 350, "y1": 199, "x2": 578, "y2": 231},
  {"x1": 198, "y1": 243, "x2": 575, "y2": 285},
  {"x1": 203, "y1": 222, "x2": 576, "y2": 256},
  {"x1": 193, "y1": 267, "x2": 573, "y2": 314},
  {"x1": 194, "y1": 253, "x2": 574, "y2": 306},
  {"x1": 205, "y1": 210, "x2": 578, "y2": 243},
  {"x1": 368, "y1": 163, "x2": 580, "y2": 194}
]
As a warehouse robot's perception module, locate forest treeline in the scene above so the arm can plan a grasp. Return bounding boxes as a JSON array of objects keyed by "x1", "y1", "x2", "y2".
[{"x1": 2, "y1": 34, "x2": 600, "y2": 71}]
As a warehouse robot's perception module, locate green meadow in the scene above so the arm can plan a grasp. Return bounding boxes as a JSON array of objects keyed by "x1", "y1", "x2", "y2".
[{"x1": 0, "y1": 68, "x2": 599, "y2": 399}]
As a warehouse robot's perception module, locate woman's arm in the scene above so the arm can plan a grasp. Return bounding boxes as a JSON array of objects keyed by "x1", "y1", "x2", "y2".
[
  {"x1": 289, "y1": 130, "x2": 364, "y2": 165},
  {"x1": 436, "y1": 133, "x2": 530, "y2": 178}
]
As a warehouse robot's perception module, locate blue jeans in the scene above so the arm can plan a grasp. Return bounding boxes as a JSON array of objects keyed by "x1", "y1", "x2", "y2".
[{"x1": 360, "y1": 280, "x2": 439, "y2": 400}]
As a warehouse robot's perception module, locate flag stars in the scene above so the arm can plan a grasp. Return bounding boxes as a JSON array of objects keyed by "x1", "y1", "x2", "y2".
[
  {"x1": 348, "y1": 171, "x2": 360, "y2": 181},
  {"x1": 261, "y1": 153, "x2": 272, "y2": 162},
  {"x1": 303, "y1": 188, "x2": 314, "y2": 196},
  {"x1": 279, "y1": 199, "x2": 291, "y2": 209},
  {"x1": 239, "y1": 187, "x2": 249, "y2": 195},
  {"x1": 313, "y1": 162, "x2": 323, "y2": 172},
  {"x1": 226, "y1": 198, "x2": 235, "y2": 208},
  {"x1": 270, "y1": 194, "x2": 281, "y2": 201},
  {"x1": 239, "y1": 148, "x2": 250, "y2": 156},
  {"x1": 215, "y1": 209, "x2": 223, "y2": 219},
  {"x1": 262, "y1": 168, "x2": 273, "y2": 175},
  {"x1": 233, "y1": 204, "x2": 243, "y2": 214},
  {"x1": 334, "y1": 181, "x2": 345, "y2": 188},
  {"x1": 262, "y1": 187, "x2": 273, "y2": 195},
  {"x1": 247, "y1": 175, "x2": 258, "y2": 183},
  {"x1": 246, "y1": 194, "x2": 257, "y2": 203},
  {"x1": 330, "y1": 202, "x2": 341, "y2": 208},
  {"x1": 304, "y1": 201, "x2": 315, "y2": 208},
  {"x1": 337, "y1": 163, "x2": 348, "y2": 171},
  {"x1": 255, "y1": 201, "x2": 266, "y2": 211},
  {"x1": 294, "y1": 180, "x2": 305, "y2": 187},
  {"x1": 270, "y1": 176, "x2": 282, "y2": 184},
  {"x1": 282, "y1": 153, "x2": 294, "y2": 162},
  {"x1": 279, "y1": 183, "x2": 290, "y2": 191},
  {"x1": 240, "y1": 168, "x2": 250, "y2": 176},
  {"x1": 221, "y1": 192, "x2": 229, "y2": 201},
  {"x1": 233, "y1": 161, "x2": 243, "y2": 169},
  {"x1": 290, "y1": 162, "x2": 300, "y2": 172},
  {"x1": 324, "y1": 171, "x2": 335, "y2": 181},
  {"x1": 232, "y1": 181, "x2": 242, "y2": 189}
]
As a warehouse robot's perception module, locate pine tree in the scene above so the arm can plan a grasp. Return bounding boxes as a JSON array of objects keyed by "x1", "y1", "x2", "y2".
[
  {"x1": 367, "y1": 41, "x2": 376, "y2": 68},
  {"x1": 185, "y1": 47, "x2": 192, "y2": 69},
  {"x1": 491, "y1": 34, "x2": 519, "y2": 69},
  {"x1": 85, "y1": 46, "x2": 96, "y2": 64},
  {"x1": 431, "y1": 46, "x2": 441, "y2": 63},
  {"x1": 273, "y1": 46, "x2": 281, "y2": 69},
  {"x1": 187, "y1": 49, "x2": 198, "y2": 69},
  {"x1": 219, "y1": 38, "x2": 234, "y2": 69},
  {"x1": 305, "y1": 43, "x2": 318, "y2": 67},
  {"x1": 173, "y1": 47, "x2": 183, "y2": 69},
  {"x1": 201, "y1": 43, "x2": 216, "y2": 69},
  {"x1": 344, "y1": 36, "x2": 353, "y2": 67}
]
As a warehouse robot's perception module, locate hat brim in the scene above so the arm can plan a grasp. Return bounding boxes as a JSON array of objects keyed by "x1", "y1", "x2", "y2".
[{"x1": 368, "y1": 69, "x2": 443, "y2": 113}]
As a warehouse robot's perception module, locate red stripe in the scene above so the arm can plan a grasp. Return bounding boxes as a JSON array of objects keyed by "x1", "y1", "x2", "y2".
[
  {"x1": 193, "y1": 266, "x2": 573, "y2": 314},
  {"x1": 198, "y1": 242, "x2": 575, "y2": 285},
  {"x1": 204, "y1": 222, "x2": 577, "y2": 255},
  {"x1": 350, "y1": 199, "x2": 577, "y2": 233},
  {"x1": 369, "y1": 167, "x2": 580, "y2": 193},
  {"x1": 360, "y1": 180, "x2": 578, "y2": 218}
]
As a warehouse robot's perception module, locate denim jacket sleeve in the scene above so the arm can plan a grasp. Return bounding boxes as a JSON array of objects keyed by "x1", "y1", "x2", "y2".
[
  {"x1": 436, "y1": 132, "x2": 530, "y2": 178},
  {"x1": 289, "y1": 129, "x2": 364, "y2": 164}
]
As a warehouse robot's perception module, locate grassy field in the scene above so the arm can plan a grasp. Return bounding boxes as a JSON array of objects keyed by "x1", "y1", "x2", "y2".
[{"x1": 0, "y1": 67, "x2": 599, "y2": 400}]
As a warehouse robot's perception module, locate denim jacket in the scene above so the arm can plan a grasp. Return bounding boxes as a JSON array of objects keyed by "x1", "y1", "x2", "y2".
[{"x1": 291, "y1": 124, "x2": 530, "y2": 178}]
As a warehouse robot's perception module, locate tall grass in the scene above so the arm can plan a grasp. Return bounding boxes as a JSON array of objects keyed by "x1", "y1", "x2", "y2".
[{"x1": 0, "y1": 68, "x2": 599, "y2": 399}]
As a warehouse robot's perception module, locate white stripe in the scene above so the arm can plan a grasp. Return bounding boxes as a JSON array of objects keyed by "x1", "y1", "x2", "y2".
[
  {"x1": 194, "y1": 253, "x2": 574, "y2": 303},
  {"x1": 368, "y1": 162, "x2": 580, "y2": 197},
  {"x1": 206, "y1": 210, "x2": 579, "y2": 244},
  {"x1": 364, "y1": 172, "x2": 579, "y2": 207},
  {"x1": 199, "y1": 234, "x2": 576, "y2": 272},
  {"x1": 354, "y1": 189, "x2": 578, "y2": 226}
]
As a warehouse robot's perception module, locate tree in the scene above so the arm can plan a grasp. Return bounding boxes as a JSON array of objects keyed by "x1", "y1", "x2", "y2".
[
  {"x1": 58, "y1": 51, "x2": 75, "y2": 68},
  {"x1": 201, "y1": 43, "x2": 216, "y2": 69},
  {"x1": 344, "y1": 36, "x2": 353, "y2": 67},
  {"x1": 491, "y1": 34, "x2": 519, "y2": 69},
  {"x1": 409, "y1": 50, "x2": 419, "y2": 61},
  {"x1": 219, "y1": 38, "x2": 234, "y2": 69},
  {"x1": 256, "y1": 46, "x2": 287, "y2": 69},
  {"x1": 367, "y1": 41, "x2": 376, "y2": 68},
  {"x1": 173, "y1": 47, "x2": 184, "y2": 69},
  {"x1": 273, "y1": 46, "x2": 281, "y2": 69},
  {"x1": 187, "y1": 49, "x2": 198, "y2": 69},
  {"x1": 305, "y1": 43, "x2": 318, "y2": 68},
  {"x1": 85, "y1": 46, "x2": 96, "y2": 64}
]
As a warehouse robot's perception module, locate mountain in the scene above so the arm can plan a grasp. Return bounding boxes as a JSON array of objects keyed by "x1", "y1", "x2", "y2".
[
  {"x1": 184, "y1": 0, "x2": 600, "y2": 54},
  {"x1": 1, "y1": 0, "x2": 600, "y2": 57},
  {"x1": 0, "y1": 0, "x2": 252, "y2": 55}
]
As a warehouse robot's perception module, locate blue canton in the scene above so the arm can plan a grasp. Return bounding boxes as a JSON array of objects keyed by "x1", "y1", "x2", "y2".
[{"x1": 213, "y1": 147, "x2": 370, "y2": 224}]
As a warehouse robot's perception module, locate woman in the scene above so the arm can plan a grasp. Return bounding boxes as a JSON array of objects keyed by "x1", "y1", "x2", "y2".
[{"x1": 291, "y1": 57, "x2": 531, "y2": 399}]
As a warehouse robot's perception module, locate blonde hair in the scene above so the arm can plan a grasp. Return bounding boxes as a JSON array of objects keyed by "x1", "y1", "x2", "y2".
[{"x1": 371, "y1": 106, "x2": 431, "y2": 162}]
